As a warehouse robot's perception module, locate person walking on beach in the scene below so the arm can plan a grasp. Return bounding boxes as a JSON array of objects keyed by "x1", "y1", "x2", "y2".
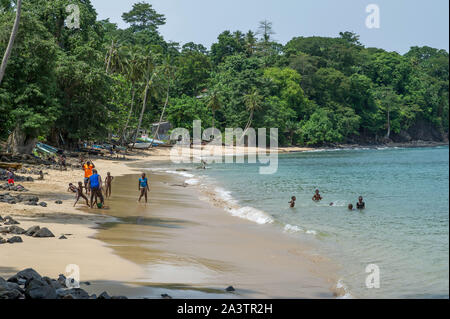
[
  {"x1": 88, "y1": 169, "x2": 104, "y2": 208},
  {"x1": 105, "y1": 172, "x2": 114, "y2": 199},
  {"x1": 138, "y1": 173, "x2": 150, "y2": 203},
  {"x1": 83, "y1": 161, "x2": 95, "y2": 194}
]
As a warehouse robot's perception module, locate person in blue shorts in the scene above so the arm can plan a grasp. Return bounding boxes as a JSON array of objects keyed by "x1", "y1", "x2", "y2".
[
  {"x1": 138, "y1": 173, "x2": 150, "y2": 203},
  {"x1": 88, "y1": 169, "x2": 104, "y2": 208}
]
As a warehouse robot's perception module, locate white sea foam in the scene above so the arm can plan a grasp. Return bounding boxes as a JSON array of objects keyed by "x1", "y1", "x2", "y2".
[
  {"x1": 214, "y1": 187, "x2": 273, "y2": 225},
  {"x1": 165, "y1": 170, "x2": 195, "y2": 178},
  {"x1": 228, "y1": 206, "x2": 274, "y2": 225},
  {"x1": 284, "y1": 224, "x2": 318, "y2": 236},
  {"x1": 185, "y1": 178, "x2": 200, "y2": 185}
]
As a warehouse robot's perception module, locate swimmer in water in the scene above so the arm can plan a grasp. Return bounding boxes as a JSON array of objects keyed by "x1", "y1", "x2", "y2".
[
  {"x1": 289, "y1": 196, "x2": 297, "y2": 208},
  {"x1": 356, "y1": 196, "x2": 366, "y2": 210},
  {"x1": 348, "y1": 203, "x2": 354, "y2": 211},
  {"x1": 312, "y1": 189, "x2": 323, "y2": 202}
]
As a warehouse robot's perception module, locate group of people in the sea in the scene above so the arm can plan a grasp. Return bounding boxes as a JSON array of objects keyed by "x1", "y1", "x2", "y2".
[
  {"x1": 68, "y1": 159, "x2": 150, "y2": 208},
  {"x1": 289, "y1": 189, "x2": 366, "y2": 211}
]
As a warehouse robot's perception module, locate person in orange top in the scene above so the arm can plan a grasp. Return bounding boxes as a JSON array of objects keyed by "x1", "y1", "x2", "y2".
[{"x1": 83, "y1": 161, "x2": 95, "y2": 194}]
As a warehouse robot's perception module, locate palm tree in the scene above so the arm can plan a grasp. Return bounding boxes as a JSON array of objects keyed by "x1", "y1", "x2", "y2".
[
  {"x1": 0, "y1": 0, "x2": 22, "y2": 86},
  {"x1": 243, "y1": 88, "x2": 263, "y2": 133},
  {"x1": 133, "y1": 53, "x2": 160, "y2": 148},
  {"x1": 207, "y1": 89, "x2": 222, "y2": 130},
  {"x1": 120, "y1": 47, "x2": 146, "y2": 143},
  {"x1": 153, "y1": 55, "x2": 175, "y2": 144}
]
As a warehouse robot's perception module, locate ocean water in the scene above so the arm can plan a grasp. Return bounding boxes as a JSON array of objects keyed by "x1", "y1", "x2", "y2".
[{"x1": 159, "y1": 146, "x2": 449, "y2": 299}]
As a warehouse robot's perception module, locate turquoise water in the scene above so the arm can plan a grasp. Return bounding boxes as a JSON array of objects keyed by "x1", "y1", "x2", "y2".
[{"x1": 186, "y1": 147, "x2": 449, "y2": 299}]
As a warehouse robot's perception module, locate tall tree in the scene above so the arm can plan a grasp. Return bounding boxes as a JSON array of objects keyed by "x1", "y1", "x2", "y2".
[{"x1": 0, "y1": 0, "x2": 21, "y2": 85}]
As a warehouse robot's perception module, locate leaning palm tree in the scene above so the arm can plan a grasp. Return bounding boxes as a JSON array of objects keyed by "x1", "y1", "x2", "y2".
[
  {"x1": 152, "y1": 55, "x2": 175, "y2": 144},
  {"x1": 207, "y1": 89, "x2": 222, "y2": 130},
  {"x1": 243, "y1": 88, "x2": 263, "y2": 133},
  {"x1": 120, "y1": 47, "x2": 146, "y2": 144},
  {"x1": 0, "y1": 0, "x2": 22, "y2": 86},
  {"x1": 133, "y1": 53, "x2": 160, "y2": 148}
]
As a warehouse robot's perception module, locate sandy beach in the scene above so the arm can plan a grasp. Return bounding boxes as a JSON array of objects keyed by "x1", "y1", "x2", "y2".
[{"x1": 1, "y1": 146, "x2": 341, "y2": 298}]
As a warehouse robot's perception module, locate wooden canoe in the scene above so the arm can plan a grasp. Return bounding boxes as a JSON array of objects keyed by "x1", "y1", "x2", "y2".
[{"x1": 0, "y1": 162, "x2": 22, "y2": 170}]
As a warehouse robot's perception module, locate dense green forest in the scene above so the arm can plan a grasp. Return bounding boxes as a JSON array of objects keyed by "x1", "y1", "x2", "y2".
[{"x1": 0, "y1": 0, "x2": 448, "y2": 152}]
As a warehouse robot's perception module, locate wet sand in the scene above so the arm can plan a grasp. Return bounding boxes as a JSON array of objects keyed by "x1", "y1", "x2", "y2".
[{"x1": 94, "y1": 170, "x2": 339, "y2": 298}]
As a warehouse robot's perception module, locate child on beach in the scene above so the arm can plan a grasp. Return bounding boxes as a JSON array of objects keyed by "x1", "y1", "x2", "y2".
[
  {"x1": 7, "y1": 169, "x2": 14, "y2": 186},
  {"x1": 289, "y1": 196, "x2": 296, "y2": 208},
  {"x1": 69, "y1": 182, "x2": 90, "y2": 207},
  {"x1": 83, "y1": 161, "x2": 95, "y2": 194},
  {"x1": 105, "y1": 172, "x2": 114, "y2": 199},
  {"x1": 138, "y1": 173, "x2": 150, "y2": 203},
  {"x1": 312, "y1": 189, "x2": 323, "y2": 202}
]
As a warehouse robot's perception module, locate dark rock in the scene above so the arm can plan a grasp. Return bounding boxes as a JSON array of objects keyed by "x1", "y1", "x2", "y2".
[
  {"x1": 25, "y1": 226, "x2": 40, "y2": 236},
  {"x1": 8, "y1": 268, "x2": 42, "y2": 284},
  {"x1": 33, "y1": 227, "x2": 55, "y2": 238},
  {"x1": 57, "y1": 274, "x2": 67, "y2": 288},
  {"x1": 59, "y1": 235, "x2": 67, "y2": 240},
  {"x1": 0, "y1": 236, "x2": 6, "y2": 244},
  {"x1": 97, "y1": 291, "x2": 111, "y2": 299},
  {"x1": 3, "y1": 217, "x2": 19, "y2": 225},
  {"x1": 25, "y1": 278, "x2": 57, "y2": 299},
  {"x1": 0, "y1": 227, "x2": 9, "y2": 234},
  {"x1": 225, "y1": 286, "x2": 235, "y2": 292},
  {"x1": 7, "y1": 236, "x2": 23, "y2": 244},
  {"x1": 55, "y1": 200, "x2": 63, "y2": 204},
  {"x1": 39, "y1": 202, "x2": 47, "y2": 207},
  {"x1": 8, "y1": 226, "x2": 26, "y2": 235},
  {"x1": 57, "y1": 288, "x2": 90, "y2": 300},
  {"x1": 0, "y1": 278, "x2": 24, "y2": 299},
  {"x1": 161, "y1": 293, "x2": 172, "y2": 299},
  {"x1": 81, "y1": 281, "x2": 91, "y2": 286}
]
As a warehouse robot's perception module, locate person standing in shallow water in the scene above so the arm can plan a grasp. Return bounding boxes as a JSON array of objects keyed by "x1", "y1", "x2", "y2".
[
  {"x1": 357, "y1": 196, "x2": 366, "y2": 210},
  {"x1": 89, "y1": 169, "x2": 104, "y2": 208},
  {"x1": 138, "y1": 173, "x2": 150, "y2": 203}
]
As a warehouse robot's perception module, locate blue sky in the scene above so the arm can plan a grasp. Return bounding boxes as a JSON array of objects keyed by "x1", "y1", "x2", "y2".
[{"x1": 90, "y1": 0, "x2": 449, "y2": 54}]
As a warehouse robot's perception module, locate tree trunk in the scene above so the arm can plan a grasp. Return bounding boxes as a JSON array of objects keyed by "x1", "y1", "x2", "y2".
[
  {"x1": 133, "y1": 72, "x2": 156, "y2": 148},
  {"x1": 152, "y1": 83, "x2": 170, "y2": 146},
  {"x1": 121, "y1": 85, "x2": 135, "y2": 144},
  {"x1": 7, "y1": 126, "x2": 37, "y2": 155},
  {"x1": 105, "y1": 40, "x2": 114, "y2": 74},
  {"x1": 386, "y1": 108, "x2": 391, "y2": 139},
  {"x1": 0, "y1": 0, "x2": 22, "y2": 85}
]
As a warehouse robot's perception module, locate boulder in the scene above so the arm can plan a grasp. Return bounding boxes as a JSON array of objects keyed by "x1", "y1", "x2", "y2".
[
  {"x1": 7, "y1": 236, "x2": 23, "y2": 244},
  {"x1": 39, "y1": 202, "x2": 47, "y2": 208},
  {"x1": 55, "y1": 200, "x2": 63, "y2": 205},
  {"x1": 8, "y1": 226, "x2": 26, "y2": 235},
  {"x1": 25, "y1": 278, "x2": 57, "y2": 299},
  {"x1": 8, "y1": 268, "x2": 42, "y2": 284},
  {"x1": 225, "y1": 286, "x2": 235, "y2": 292},
  {"x1": 25, "y1": 226, "x2": 40, "y2": 236},
  {"x1": 97, "y1": 291, "x2": 111, "y2": 299},
  {"x1": 33, "y1": 227, "x2": 55, "y2": 238},
  {"x1": 56, "y1": 288, "x2": 90, "y2": 300},
  {"x1": 0, "y1": 236, "x2": 6, "y2": 244}
]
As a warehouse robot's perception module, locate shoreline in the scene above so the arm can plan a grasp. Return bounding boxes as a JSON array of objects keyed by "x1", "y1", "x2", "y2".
[{"x1": 1, "y1": 144, "x2": 448, "y2": 298}]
